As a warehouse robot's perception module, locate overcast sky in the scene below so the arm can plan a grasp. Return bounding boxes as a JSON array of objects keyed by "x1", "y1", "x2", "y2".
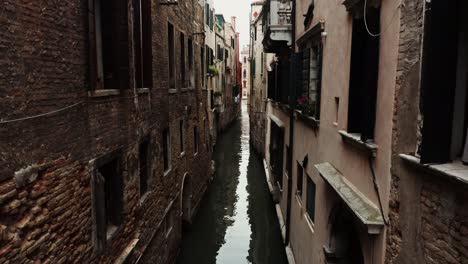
[{"x1": 214, "y1": 0, "x2": 253, "y2": 49}]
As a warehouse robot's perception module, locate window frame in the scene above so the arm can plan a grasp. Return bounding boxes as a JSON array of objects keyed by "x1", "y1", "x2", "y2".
[
  {"x1": 168, "y1": 22, "x2": 176, "y2": 90},
  {"x1": 163, "y1": 128, "x2": 172, "y2": 174}
]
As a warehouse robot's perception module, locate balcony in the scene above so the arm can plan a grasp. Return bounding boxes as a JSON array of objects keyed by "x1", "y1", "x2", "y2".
[{"x1": 263, "y1": 0, "x2": 293, "y2": 53}]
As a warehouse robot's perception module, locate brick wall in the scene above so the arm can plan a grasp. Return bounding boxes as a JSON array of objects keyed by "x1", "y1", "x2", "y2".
[
  {"x1": 0, "y1": 0, "x2": 212, "y2": 263},
  {"x1": 387, "y1": 1, "x2": 468, "y2": 263}
]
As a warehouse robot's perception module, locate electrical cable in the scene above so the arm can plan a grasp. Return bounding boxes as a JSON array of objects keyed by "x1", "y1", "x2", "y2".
[
  {"x1": 368, "y1": 155, "x2": 390, "y2": 226},
  {"x1": 0, "y1": 101, "x2": 85, "y2": 124},
  {"x1": 364, "y1": 0, "x2": 402, "y2": 37},
  {"x1": 0, "y1": 95, "x2": 142, "y2": 125}
]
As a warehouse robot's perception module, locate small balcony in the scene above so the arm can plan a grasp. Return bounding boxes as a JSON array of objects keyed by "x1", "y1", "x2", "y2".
[{"x1": 263, "y1": 0, "x2": 293, "y2": 53}]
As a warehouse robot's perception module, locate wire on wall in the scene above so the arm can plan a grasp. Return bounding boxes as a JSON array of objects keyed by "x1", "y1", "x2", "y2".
[{"x1": 364, "y1": 0, "x2": 403, "y2": 37}]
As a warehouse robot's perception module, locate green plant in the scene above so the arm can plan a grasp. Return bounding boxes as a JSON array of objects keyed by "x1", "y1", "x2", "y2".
[{"x1": 208, "y1": 65, "x2": 219, "y2": 76}]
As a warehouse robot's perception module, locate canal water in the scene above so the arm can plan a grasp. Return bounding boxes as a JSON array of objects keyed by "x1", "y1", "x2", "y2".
[{"x1": 176, "y1": 103, "x2": 288, "y2": 264}]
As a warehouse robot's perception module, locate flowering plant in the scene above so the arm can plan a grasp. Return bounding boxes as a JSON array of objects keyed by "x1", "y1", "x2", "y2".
[{"x1": 296, "y1": 95, "x2": 317, "y2": 117}]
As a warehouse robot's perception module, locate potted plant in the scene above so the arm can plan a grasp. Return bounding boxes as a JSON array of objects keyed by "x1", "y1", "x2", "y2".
[
  {"x1": 207, "y1": 65, "x2": 219, "y2": 77},
  {"x1": 296, "y1": 96, "x2": 316, "y2": 117}
]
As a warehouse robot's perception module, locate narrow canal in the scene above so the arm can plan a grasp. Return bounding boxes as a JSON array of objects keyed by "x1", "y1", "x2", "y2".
[{"x1": 176, "y1": 103, "x2": 288, "y2": 264}]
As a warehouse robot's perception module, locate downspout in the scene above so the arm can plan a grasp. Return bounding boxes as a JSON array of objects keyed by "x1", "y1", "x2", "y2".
[{"x1": 285, "y1": 0, "x2": 296, "y2": 246}]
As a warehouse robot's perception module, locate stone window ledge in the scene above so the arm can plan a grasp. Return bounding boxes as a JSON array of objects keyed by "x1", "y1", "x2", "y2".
[
  {"x1": 181, "y1": 87, "x2": 189, "y2": 92},
  {"x1": 169, "y1": 88, "x2": 177, "y2": 94},
  {"x1": 88, "y1": 89, "x2": 120, "y2": 98},
  {"x1": 295, "y1": 110, "x2": 320, "y2": 129},
  {"x1": 399, "y1": 154, "x2": 468, "y2": 186},
  {"x1": 338, "y1": 130, "x2": 378, "y2": 157},
  {"x1": 137, "y1": 88, "x2": 150, "y2": 94}
]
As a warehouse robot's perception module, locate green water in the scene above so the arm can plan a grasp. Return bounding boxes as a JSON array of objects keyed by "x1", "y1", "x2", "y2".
[{"x1": 176, "y1": 104, "x2": 288, "y2": 264}]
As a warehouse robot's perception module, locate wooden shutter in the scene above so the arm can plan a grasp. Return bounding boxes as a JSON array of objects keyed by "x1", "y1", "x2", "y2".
[
  {"x1": 88, "y1": 0, "x2": 98, "y2": 90},
  {"x1": 302, "y1": 49, "x2": 310, "y2": 97},
  {"x1": 420, "y1": 0, "x2": 458, "y2": 163},
  {"x1": 142, "y1": 0, "x2": 153, "y2": 88},
  {"x1": 306, "y1": 177, "x2": 316, "y2": 221},
  {"x1": 316, "y1": 43, "x2": 323, "y2": 119},
  {"x1": 92, "y1": 171, "x2": 106, "y2": 253},
  {"x1": 115, "y1": 0, "x2": 130, "y2": 89}
]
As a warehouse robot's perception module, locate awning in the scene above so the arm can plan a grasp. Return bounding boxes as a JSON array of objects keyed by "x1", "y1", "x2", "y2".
[{"x1": 315, "y1": 163, "x2": 384, "y2": 234}]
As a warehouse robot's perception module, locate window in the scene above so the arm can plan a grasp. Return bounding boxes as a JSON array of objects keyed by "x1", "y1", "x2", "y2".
[
  {"x1": 133, "y1": 0, "x2": 152, "y2": 89},
  {"x1": 188, "y1": 38, "x2": 193, "y2": 88},
  {"x1": 243, "y1": 70, "x2": 246, "y2": 78},
  {"x1": 300, "y1": 41, "x2": 323, "y2": 120},
  {"x1": 179, "y1": 120, "x2": 184, "y2": 154},
  {"x1": 205, "y1": 4, "x2": 210, "y2": 26},
  {"x1": 92, "y1": 153, "x2": 123, "y2": 253},
  {"x1": 296, "y1": 162, "x2": 303, "y2": 197},
  {"x1": 194, "y1": 126, "x2": 199, "y2": 154},
  {"x1": 270, "y1": 121, "x2": 285, "y2": 188},
  {"x1": 217, "y1": 44, "x2": 224, "y2": 61},
  {"x1": 168, "y1": 23, "x2": 175, "y2": 89},
  {"x1": 88, "y1": 0, "x2": 130, "y2": 90},
  {"x1": 244, "y1": 56, "x2": 247, "y2": 64},
  {"x1": 347, "y1": 7, "x2": 380, "y2": 141},
  {"x1": 261, "y1": 52, "x2": 264, "y2": 75},
  {"x1": 139, "y1": 139, "x2": 150, "y2": 196},
  {"x1": 419, "y1": 0, "x2": 468, "y2": 164},
  {"x1": 163, "y1": 128, "x2": 171, "y2": 172},
  {"x1": 306, "y1": 176, "x2": 316, "y2": 222},
  {"x1": 180, "y1": 32, "x2": 186, "y2": 87},
  {"x1": 201, "y1": 46, "x2": 205, "y2": 87}
]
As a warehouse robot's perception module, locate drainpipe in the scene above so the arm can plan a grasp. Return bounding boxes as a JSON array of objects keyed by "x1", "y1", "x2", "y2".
[{"x1": 285, "y1": 0, "x2": 296, "y2": 246}]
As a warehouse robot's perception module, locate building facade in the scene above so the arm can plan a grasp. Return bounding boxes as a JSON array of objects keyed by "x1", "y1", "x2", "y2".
[
  {"x1": 0, "y1": 0, "x2": 213, "y2": 263},
  {"x1": 241, "y1": 46, "x2": 250, "y2": 100},
  {"x1": 249, "y1": 1, "x2": 268, "y2": 157},
  {"x1": 259, "y1": 0, "x2": 468, "y2": 263}
]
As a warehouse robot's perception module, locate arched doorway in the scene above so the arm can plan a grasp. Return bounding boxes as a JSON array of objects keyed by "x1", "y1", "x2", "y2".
[
  {"x1": 324, "y1": 204, "x2": 365, "y2": 264},
  {"x1": 181, "y1": 173, "x2": 192, "y2": 225}
]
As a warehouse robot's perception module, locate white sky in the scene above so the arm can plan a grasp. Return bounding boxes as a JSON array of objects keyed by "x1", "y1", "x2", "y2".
[{"x1": 214, "y1": 0, "x2": 254, "y2": 49}]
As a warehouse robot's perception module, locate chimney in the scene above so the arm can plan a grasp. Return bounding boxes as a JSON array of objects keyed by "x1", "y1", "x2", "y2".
[{"x1": 231, "y1": 16, "x2": 237, "y2": 31}]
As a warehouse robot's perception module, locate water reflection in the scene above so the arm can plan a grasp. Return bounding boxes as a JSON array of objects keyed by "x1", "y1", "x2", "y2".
[{"x1": 177, "y1": 103, "x2": 287, "y2": 264}]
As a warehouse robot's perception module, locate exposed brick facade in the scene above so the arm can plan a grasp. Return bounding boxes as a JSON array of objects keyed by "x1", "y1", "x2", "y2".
[
  {"x1": 387, "y1": 1, "x2": 468, "y2": 263},
  {"x1": 0, "y1": 0, "x2": 212, "y2": 263}
]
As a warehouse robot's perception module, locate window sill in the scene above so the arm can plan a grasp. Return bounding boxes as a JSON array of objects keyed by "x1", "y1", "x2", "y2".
[
  {"x1": 295, "y1": 193, "x2": 303, "y2": 207},
  {"x1": 163, "y1": 168, "x2": 172, "y2": 177},
  {"x1": 194, "y1": 152, "x2": 199, "y2": 157},
  {"x1": 88, "y1": 89, "x2": 120, "y2": 98},
  {"x1": 165, "y1": 227, "x2": 173, "y2": 239},
  {"x1": 179, "y1": 152, "x2": 186, "y2": 158},
  {"x1": 338, "y1": 130, "x2": 378, "y2": 157},
  {"x1": 399, "y1": 154, "x2": 468, "y2": 186},
  {"x1": 139, "y1": 191, "x2": 151, "y2": 205},
  {"x1": 304, "y1": 213, "x2": 315, "y2": 234},
  {"x1": 169, "y1": 89, "x2": 177, "y2": 94},
  {"x1": 181, "y1": 88, "x2": 189, "y2": 92},
  {"x1": 137, "y1": 88, "x2": 150, "y2": 94},
  {"x1": 295, "y1": 110, "x2": 320, "y2": 129},
  {"x1": 106, "y1": 225, "x2": 121, "y2": 241}
]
